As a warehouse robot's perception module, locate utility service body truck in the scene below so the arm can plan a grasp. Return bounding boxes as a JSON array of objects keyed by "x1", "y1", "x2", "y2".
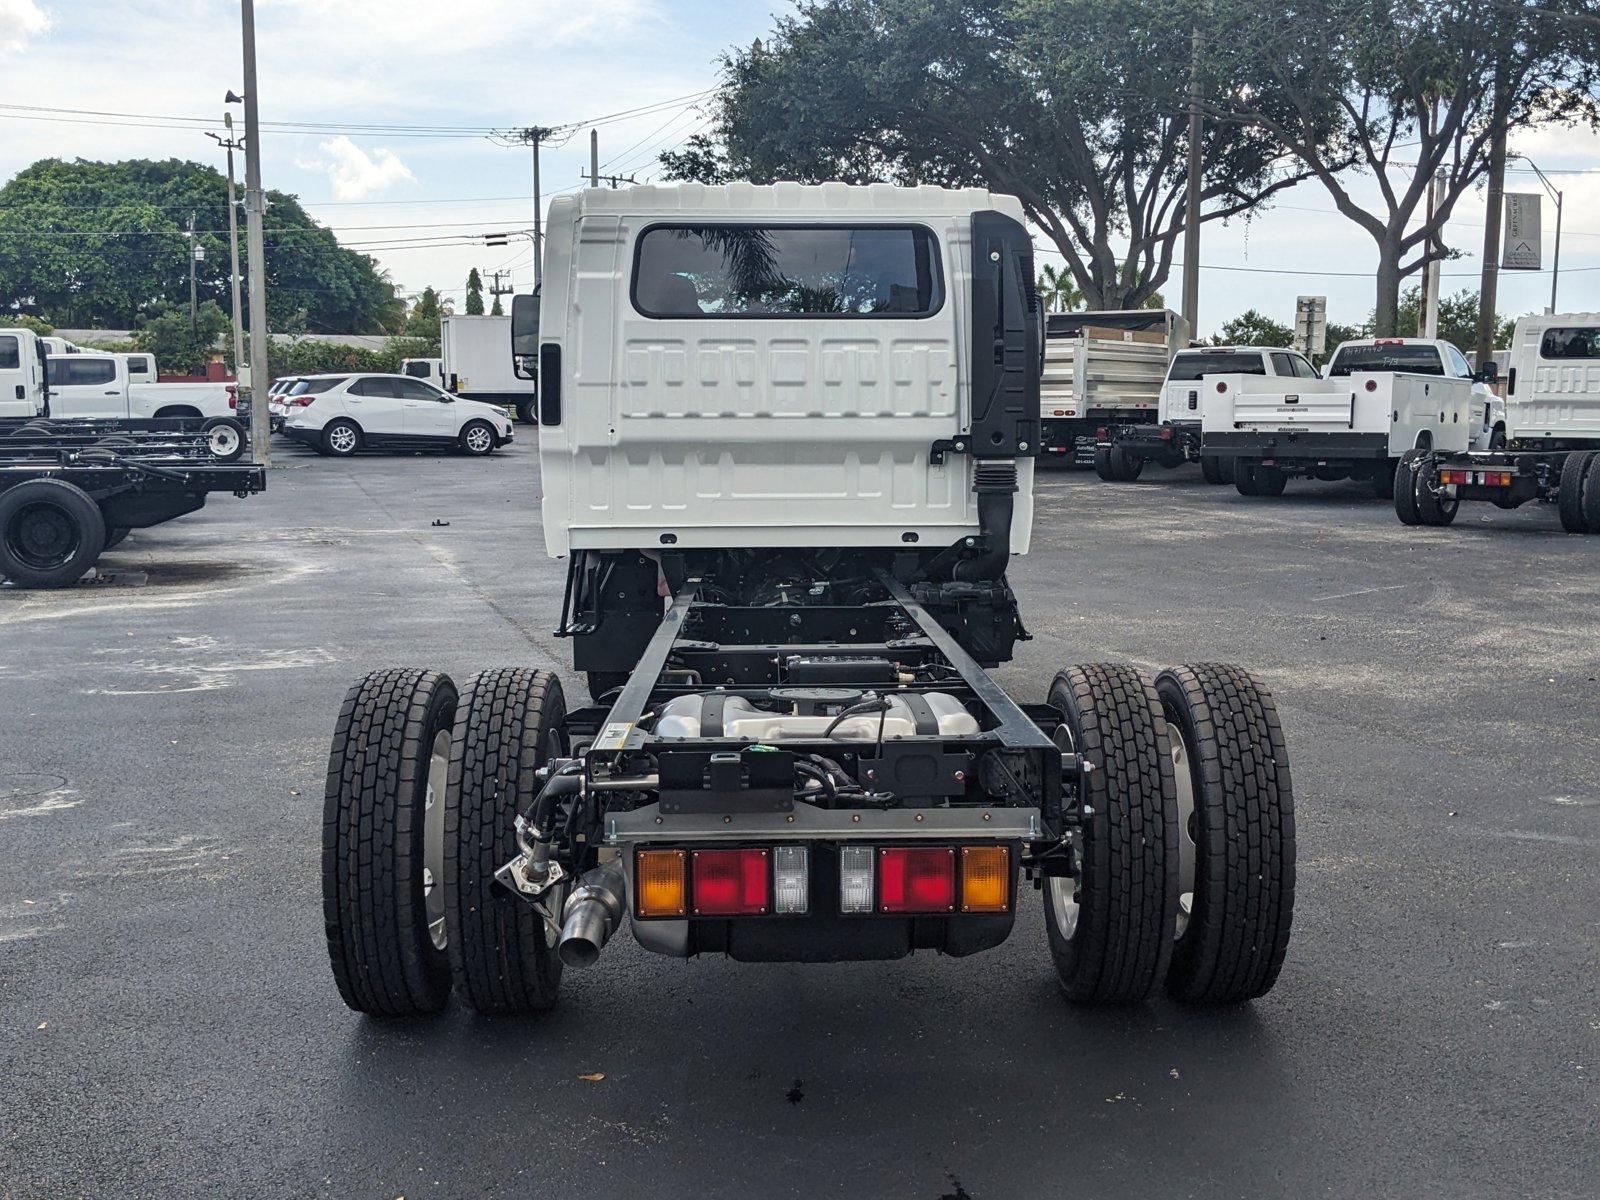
[
  {"x1": 1397, "y1": 314, "x2": 1600, "y2": 531},
  {"x1": 1096, "y1": 345, "x2": 1319, "y2": 483},
  {"x1": 440, "y1": 314, "x2": 538, "y2": 424},
  {"x1": 1038, "y1": 310, "x2": 1186, "y2": 467},
  {"x1": 1201, "y1": 337, "x2": 1501, "y2": 497},
  {"x1": 320, "y1": 183, "x2": 1297, "y2": 1020}
]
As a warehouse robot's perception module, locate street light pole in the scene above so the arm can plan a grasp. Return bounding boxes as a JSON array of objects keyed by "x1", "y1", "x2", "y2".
[
  {"x1": 1512, "y1": 155, "x2": 1565, "y2": 315},
  {"x1": 239, "y1": 0, "x2": 271, "y2": 465},
  {"x1": 207, "y1": 116, "x2": 248, "y2": 382}
]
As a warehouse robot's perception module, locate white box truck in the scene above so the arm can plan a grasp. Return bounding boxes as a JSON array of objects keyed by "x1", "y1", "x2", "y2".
[
  {"x1": 1399, "y1": 314, "x2": 1600, "y2": 531},
  {"x1": 440, "y1": 315, "x2": 537, "y2": 423},
  {"x1": 1202, "y1": 338, "x2": 1499, "y2": 497}
]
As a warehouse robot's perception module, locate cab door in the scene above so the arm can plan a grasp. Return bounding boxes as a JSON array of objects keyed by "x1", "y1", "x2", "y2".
[
  {"x1": 46, "y1": 356, "x2": 125, "y2": 418},
  {"x1": 0, "y1": 332, "x2": 35, "y2": 418},
  {"x1": 397, "y1": 378, "x2": 460, "y2": 440}
]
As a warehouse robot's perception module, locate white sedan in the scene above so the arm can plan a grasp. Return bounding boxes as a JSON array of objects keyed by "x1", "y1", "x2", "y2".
[{"x1": 280, "y1": 373, "x2": 514, "y2": 457}]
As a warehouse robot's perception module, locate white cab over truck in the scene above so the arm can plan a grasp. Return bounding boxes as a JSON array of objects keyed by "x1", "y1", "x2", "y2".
[
  {"x1": 1039, "y1": 310, "x2": 1186, "y2": 465},
  {"x1": 440, "y1": 314, "x2": 538, "y2": 423},
  {"x1": 0, "y1": 329, "x2": 247, "y2": 460},
  {"x1": 1202, "y1": 337, "x2": 1500, "y2": 498},
  {"x1": 1398, "y1": 314, "x2": 1600, "y2": 531},
  {"x1": 1096, "y1": 345, "x2": 1317, "y2": 483},
  {"x1": 321, "y1": 183, "x2": 1297, "y2": 1023},
  {"x1": 401, "y1": 356, "x2": 444, "y2": 389}
]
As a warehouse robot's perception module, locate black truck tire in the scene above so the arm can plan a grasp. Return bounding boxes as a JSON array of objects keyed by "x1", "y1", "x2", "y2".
[
  {"x1": 445, "y1": 668, "x2": 569, "y2": 1014},
  {"x1": 1414, "y1": 456, "x2": 1459, "y2": 527},
  {"x1": 323, "y1": 669, "x2": 459, "y2": 1017},
  {"x1": 1234, "y1": 461, "x2": 1260, "y2": 496},
  {"x1": 1393, "y1": 450, "x2": 1422, "y2": 525},
  {"x1": 1044, "y1": 664, "x2": 1178, "y2": 1005},
  {"x1": 0, "y1": 478, "x2": 106, "y2": 588},
  {"x1": 1093, "y1": 447, "x2": 1118, "y2": 481},
  {"x1": 1201, "y1": 455, "x2": 1227, "y2": 485},
  {"x1": 516, "y1": 399, "x2": 538, "y2": 424},
  {"x1": 1558, "y1": 450, "x2": 1596, "y2": 534},
  {"x1": 1155, "y1": 665, "x2": 1295, "y2": 1004},
  {"x1": 1581, "y1": 451, "x2": 1600, "y2": 534}
]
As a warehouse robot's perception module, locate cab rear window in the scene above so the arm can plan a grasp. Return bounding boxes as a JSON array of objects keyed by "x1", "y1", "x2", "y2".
[
  {"x1": 632, "y1": 224, "x2": 942, "y2": 318},
  {"x1": 1538, "y1": 328, "x2": 1600, "y2": 359},
  {"x1": 1327, "y1": 346, "x2": 1444, "y2": 376},
  {"x1": 0, "y1": 335, "x2": 18, "y2": 370},
  {"x1": 1168, "y1": 352, "x2": 1267, "y2": 381}
]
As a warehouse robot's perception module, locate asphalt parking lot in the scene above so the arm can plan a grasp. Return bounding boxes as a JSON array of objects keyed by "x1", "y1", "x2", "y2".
[{"x1": 3, "y1": 439, "x2": 1597, "y2": 1200}]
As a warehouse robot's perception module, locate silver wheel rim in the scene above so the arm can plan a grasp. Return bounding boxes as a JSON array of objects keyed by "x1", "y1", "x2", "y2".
[
  {"x1": 329, "y1": 425, "x2": 356, "y2": 453},
  {"x1": 1049, "y1": 723, "x2": 1084, "y2": 942},
  {"x1": 207, "y1": 425, "x2": 240, "y2": 457},
  {"x1": 1170, "y1": 723, "x2": 1197, "y2": 942},
  {"x1": 423, "y1": 728, "x2": 450, "y2": 952},
  {"x1": 465, "y1": 425, "x2": 491, "y2": 453}
]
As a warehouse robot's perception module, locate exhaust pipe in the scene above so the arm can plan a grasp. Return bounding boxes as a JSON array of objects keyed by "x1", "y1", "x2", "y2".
[{"x1": 558, "y1": 859, "x2": 628, "y2": 968}]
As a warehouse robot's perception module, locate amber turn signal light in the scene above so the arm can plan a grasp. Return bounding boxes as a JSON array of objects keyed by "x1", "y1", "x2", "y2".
[
  {"x1": 960, "y1": 845, "x2": 1010, "y2": 913},
  {"x1": 636, "y1": 849, "x2": 687, "y2": 918}
]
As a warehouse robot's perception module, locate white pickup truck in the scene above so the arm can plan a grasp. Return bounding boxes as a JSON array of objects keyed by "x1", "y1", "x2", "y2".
[
  {"x1": 1201, "y1": 338, "x2": 1502, "y2": 497},
  {"x1": 1097, "y1": 345, "x2": 1318, "y2": 483},
  {"x1": 1398, "y1": 314, "x2": 1600, "y2": 531},
  {"x1": 0, "y1": 328, "x2": 247, "y2": 458}
]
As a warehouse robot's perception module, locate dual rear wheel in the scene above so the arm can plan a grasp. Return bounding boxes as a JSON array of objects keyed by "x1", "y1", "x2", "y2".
[
  {"x1": 1045, "y1": 662, "x2": 1295, "y2": 1004},
  {"x1": 322, "y1": 667, "x2": 570, "y2": 1017}
]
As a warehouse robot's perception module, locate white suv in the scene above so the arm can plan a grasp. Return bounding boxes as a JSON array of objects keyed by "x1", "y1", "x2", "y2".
[{"x1": 280, "y1": 373, "x2": 514, "y2": 457}]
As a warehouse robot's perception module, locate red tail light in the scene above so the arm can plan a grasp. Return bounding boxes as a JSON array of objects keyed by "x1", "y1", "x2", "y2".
[
  {"x1": 1364, "y1": 379, "x2": 1378, "y2": 392},
  {"x1": 290, "y1": 395, "x2": 314, "y2": 407},
  {"x1": 878, "y1": 847, "x2": 956, "y2": 914},
  {"x1": 691, "y1": 848, "x2": 769, "y2": 916},
  {"x1": 1215, "y1": 381, "x2": 1227, "y2": 392},
  {"x1": 1160, "y1": 425, "x2": 1174, "y2": 441}
]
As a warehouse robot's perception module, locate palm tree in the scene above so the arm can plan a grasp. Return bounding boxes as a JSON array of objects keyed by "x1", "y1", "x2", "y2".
[{"x1": 1037, "y1": 262, "x2": 1082, "y2": 314}]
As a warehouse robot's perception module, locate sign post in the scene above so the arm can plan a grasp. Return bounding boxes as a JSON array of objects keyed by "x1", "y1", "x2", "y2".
[{"x1": 1294, "y1": 295, "x2": 1327, "y2": 358}]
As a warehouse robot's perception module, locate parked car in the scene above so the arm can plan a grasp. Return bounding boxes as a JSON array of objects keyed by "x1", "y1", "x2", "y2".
[
  {"x1": 279, "y1": 372, "x2": 514, "y2": 457},
  {"x1": 266, "y1": 376, "x2": 303, "y2": 432}
]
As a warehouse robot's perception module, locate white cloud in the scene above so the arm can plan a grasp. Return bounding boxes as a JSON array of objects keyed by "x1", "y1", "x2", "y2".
[
  {"x1": 0, "y1": 0, "x2": 50, "y2": 56},
  {"x1": 309, "y1": 136, "x2": 415, "y2": 200}
]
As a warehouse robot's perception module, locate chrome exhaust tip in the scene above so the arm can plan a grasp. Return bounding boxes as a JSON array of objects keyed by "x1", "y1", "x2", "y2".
[{"x1": 558, "y1": 860, "x2": 627, "y2": 969}]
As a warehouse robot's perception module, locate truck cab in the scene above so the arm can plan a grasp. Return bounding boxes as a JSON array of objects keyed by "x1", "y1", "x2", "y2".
[
  {"x1": 401, "y1": 357, "x2": 444, "y2": 389},
  {"x1": 1395, "y1": 315, "x2": 1600, "y2": 532},
  {"x1": 319, "y1": 183, "x2": 1297, "y2": 1016},
  {"x1": 1099, "y1": 344, "x2": 1316, "y2": 483},
  {"x1": 0, "y1": 327, "x2": 49, "y2": 418}
]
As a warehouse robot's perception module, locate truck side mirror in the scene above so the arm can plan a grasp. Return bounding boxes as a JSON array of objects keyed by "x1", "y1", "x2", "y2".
[
  {"x1": 1474, "y1": 361, "x2": 1499, "y2": 384},
  {"x1": 511, "y1": 292, "x2": 540, "y2": 381}
]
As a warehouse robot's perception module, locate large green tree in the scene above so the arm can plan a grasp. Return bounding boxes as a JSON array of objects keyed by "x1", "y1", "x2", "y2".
[
  {"x1": 465, "y1": 268, "x2": 485, "y2": 315},
  {"x1": 0, "y1": 158, "x2": 405, "y2": 333},
  {"x1": 1207, "y1": 0, "x2": 1600, "y2": 335},
  {"x1": 661, "y1": 0, "x2": 1322, "y2": 309}
]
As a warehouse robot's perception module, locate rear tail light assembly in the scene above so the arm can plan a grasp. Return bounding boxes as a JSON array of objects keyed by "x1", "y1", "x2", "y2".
[
  {"x1": 290, "y1": 395, "x2": 315, "y2": 407},
  {"x1": 1440, "y1": 468, "x2": 1513, "y2": 488},
  {"x1": 634, "y1": 843, "x2": 1010, "y2": 919}
]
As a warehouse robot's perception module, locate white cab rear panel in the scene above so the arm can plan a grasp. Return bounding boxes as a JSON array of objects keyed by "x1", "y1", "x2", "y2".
[
  {"x1": 538, "y1": 183, "x2": 1034, "y2": 557},
  {"x1": 1506, "y1": 314, "x2": 1600, "y2": 440}
]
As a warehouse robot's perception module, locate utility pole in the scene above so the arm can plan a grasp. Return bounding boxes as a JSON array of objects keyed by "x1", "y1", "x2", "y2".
[
  {"x1": 238, "y1": 0, "x2": 271, "y2": 466},
  {"x1": 206, "y1": 116, "x2": 247, "y2": 381},
  {"x1": 1476, "y1": 61, "x2": 1509, "y2": 365},
  {"x1": 187, "y1": 211, "x2": 200, "y2": 334},
  {"x1": 1180, "y1": 26, "x2": 1204, "y2": 334},
  {"x1": 590, "y1": 129, "x2": 599, "y2": 187},
  {"x1": 588, "y1": 171, "x2": 639, "y2": 190},
  {"x1": 1420, "y1": 168, "x2": 1446, "y2": 339},
  {"x1": 506, "y1": 127, "x2": 557, "y2": 287},
  {"x1": 487, "y1": 270, "x2": 515, "y2": 300}
]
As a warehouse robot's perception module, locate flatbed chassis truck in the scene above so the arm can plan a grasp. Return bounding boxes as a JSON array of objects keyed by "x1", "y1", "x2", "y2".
[
  {"x1": 320, "y1": 184, "x2": 1297, "y2": 1019},
  {"x1": 0, "y1": 425, "x2": 265, "y2": 587}
]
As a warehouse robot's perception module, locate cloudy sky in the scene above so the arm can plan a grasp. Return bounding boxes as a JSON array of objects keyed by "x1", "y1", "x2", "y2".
[{"x1": 1, "y1": 0, "x2": 1596, "y2": 336}]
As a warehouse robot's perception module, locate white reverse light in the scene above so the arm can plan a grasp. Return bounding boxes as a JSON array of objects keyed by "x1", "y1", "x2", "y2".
[
  {"x1": 839, "y1": 845, "x2": 874, "y2": 914},
  {"x1": 773, "y1": 845, "x2": 809, "y2": 915}
]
